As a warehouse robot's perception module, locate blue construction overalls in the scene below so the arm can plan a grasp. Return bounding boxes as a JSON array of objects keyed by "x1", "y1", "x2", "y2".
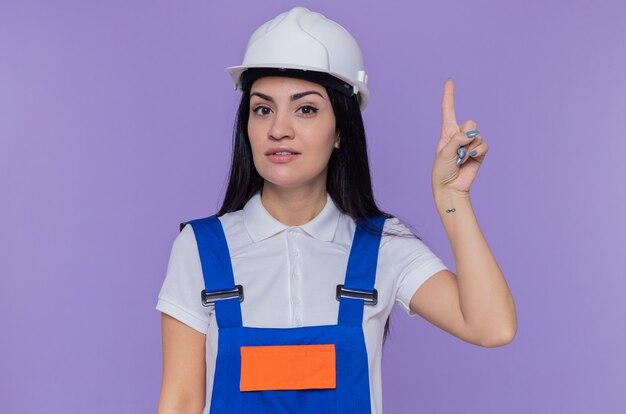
[{"x1": 183, "y1": 214, "x2": 386, "y2": 413}]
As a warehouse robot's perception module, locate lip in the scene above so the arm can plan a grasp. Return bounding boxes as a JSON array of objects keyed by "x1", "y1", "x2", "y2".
[
  {"x1": 265, "y1": 146, "x2": 302, "y2": 164},
  {"x1": 265, "y1": 146, "x2": 301, "y2": 156}
]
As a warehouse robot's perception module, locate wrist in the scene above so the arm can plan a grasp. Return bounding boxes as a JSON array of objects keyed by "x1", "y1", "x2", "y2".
[
  {"x1": 433, "y1": 186, "x2": 470, "y2": 202},
  {"x1": 433, "y1": 188, "x2": 471, "y2": 213}
]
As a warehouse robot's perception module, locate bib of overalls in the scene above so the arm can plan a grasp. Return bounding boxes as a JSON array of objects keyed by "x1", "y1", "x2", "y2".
[{"x1": 185, "y1": 214, "x2": 386, "y2": 413}]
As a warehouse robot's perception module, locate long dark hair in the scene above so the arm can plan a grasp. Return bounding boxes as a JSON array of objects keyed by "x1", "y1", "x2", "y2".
[{"x1": 217, "y1": 74, "x2": 398, "y2": 343}]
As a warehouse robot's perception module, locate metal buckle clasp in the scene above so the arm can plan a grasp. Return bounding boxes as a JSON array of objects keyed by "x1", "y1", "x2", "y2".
[
  {"x1": 201, "y1": 285, "x2": 244, "y2": 306},
  {"x1": 336, "y1": 284, "x2": 378, "y2": 306}
]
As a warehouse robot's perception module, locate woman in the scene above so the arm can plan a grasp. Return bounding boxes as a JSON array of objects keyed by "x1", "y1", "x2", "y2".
[{"x1": 156, "y1": 6, "x2": 517, "y2": 414}]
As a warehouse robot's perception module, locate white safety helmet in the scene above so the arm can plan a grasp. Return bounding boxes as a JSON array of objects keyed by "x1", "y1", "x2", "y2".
[{"x1": 226, "y1": 6, "x2": 370, "y2": 110}]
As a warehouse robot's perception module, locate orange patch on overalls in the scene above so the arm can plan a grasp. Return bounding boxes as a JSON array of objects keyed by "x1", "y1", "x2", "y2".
[{"x1": 240, "y1": 344, "x2": 337, "y2": 391}]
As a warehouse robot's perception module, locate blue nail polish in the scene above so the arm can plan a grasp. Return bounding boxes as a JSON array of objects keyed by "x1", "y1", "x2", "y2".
[
  {"x1": 456, "y1": 156, "x2": 463, "y2": 166},
  {"x1": 458, "y1": 147, "x2": 466, "y2": 158},
  {"x1": 466, "y1": 130, "x2": 479, "y2": 138},
  {"x1": 469, "y1": 150, "x2": 477, "y2": 156}
]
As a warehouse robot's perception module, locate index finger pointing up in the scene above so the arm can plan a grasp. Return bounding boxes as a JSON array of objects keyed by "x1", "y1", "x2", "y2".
[{"x1": 442, "y1": 78, "x2": 458, "y2": 127}]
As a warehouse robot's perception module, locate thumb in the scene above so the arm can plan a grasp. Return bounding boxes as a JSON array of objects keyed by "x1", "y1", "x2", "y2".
[{"x1": 440, "y1": 130, "x2": 475, "y2": 162}]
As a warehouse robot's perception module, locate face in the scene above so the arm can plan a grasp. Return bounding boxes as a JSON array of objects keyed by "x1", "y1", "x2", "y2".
[{"x1": 247, "y1": 76, "x2": 339, "y2": 190}]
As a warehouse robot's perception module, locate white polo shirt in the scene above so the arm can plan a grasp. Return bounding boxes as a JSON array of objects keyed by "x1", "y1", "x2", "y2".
[{"x1": 156, "y1": 190, "x2": 448, "y2": 414}]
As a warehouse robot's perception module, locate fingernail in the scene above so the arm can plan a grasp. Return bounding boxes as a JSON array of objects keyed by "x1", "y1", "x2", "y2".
[
  {"x1": 466, "y1": 130, "x2": 479, "y2": 138},
  {"x1": 456, "y1": 156, "x2": 463, "y2": 166},
  {"x1": 469, "y1": 150, "x2": 477, "y2": 156},
  {"x1": 457, "y1": 147, "x2": 466, "y2": 158}
]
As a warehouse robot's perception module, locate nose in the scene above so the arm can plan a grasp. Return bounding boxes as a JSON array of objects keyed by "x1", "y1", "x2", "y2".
[{"x1": 268, "y1": 109, "x2": 294, "y2": 141}]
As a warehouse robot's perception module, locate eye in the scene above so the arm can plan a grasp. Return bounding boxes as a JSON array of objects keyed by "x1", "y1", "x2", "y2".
[
  {"x1": 297, "y1": 105, "x2": 319, "y2": 116},
  {"x1": 251, "y1": 105, "x2": 272, "y2": 116}
]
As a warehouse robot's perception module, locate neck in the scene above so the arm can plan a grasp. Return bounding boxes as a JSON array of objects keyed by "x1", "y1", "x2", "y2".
[{"x1": 260, "y1": 181, "x2": 328, "y2": 226}]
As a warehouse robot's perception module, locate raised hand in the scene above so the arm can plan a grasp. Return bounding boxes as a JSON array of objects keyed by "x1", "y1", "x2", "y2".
[{"x1": 431, "y1": 78, "x2": 488, "y2": 197}]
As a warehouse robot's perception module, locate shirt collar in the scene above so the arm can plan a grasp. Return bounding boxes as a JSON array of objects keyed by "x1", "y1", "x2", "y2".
[{"x1": 243, "y1": 190, "x2": 341, "y2": 242}]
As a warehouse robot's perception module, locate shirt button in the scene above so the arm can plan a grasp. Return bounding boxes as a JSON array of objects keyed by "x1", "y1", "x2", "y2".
[
  {"x1": 295, "y1": 317, "x2": 303, "y2": 326},
  {"x1": 293, "y1": 271, "x2": 300, "y2": 280},
  {"x1": 291, "y1": 249, "x2": 299, "y2": 256},
  {"x1": 292, "y1": 296, "x2": 301, "y2": 305}
]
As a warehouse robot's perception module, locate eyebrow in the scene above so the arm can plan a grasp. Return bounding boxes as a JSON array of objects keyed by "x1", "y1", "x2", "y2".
[{"x1": 250, "y1": 91, "x2": 325, "y2": 102}]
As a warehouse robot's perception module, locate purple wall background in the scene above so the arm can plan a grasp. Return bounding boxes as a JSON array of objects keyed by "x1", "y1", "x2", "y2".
[{"x1": 2, "y1": 0, "x2": 625, "y2": 412}]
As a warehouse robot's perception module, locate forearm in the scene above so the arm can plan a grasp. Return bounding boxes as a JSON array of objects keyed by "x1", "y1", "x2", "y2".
[
  {"x1": 434, "y1": 190, "x2": 517, "y2": 346},
  {"x1": 157, "y1": 401, "x2": 204, "y2": 414},
  {"x1": 158, "y1": 409, "x2": 202, "y2": 414}
]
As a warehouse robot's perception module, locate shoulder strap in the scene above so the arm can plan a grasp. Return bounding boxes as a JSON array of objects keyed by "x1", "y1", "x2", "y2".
[
  {"x1": 184, "y1": 215, "x2": 243, "y2": 328},
  {"x1": 338, "y1": 215, "x2": 386, "y2": 326}
]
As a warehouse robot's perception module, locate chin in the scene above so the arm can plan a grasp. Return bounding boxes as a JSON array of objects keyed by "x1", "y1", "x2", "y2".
[
  {"x1": 263, "y1": 176, "x2": 306, "y2": 189},
  {"x1": 256, "y1": 162, "x2": 328, "y2": 190},
  {"x1": 261, "y1": 172, "x2": 325, "y2": 190}
]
